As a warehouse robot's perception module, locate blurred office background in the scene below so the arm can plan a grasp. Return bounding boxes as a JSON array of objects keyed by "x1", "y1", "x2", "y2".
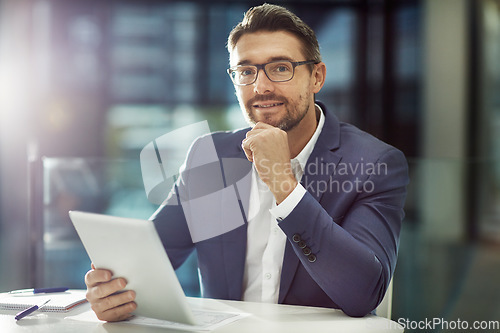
[{"x1": 0, "y1": 0, "x2": 499, "y2": 331}]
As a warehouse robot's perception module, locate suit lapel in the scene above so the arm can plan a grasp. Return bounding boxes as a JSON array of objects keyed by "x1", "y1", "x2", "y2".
[
  {"x1": 301, "y1": 151, "x2": 342, "y2": 203},
  {"x1": 302, "y1": 102, "x2": 342, "y2": 203},
  {"x1": 218, "y1": 135, "x2": 252, "y2": 300},
  {"x1": 222, "y1": 224, "x2": 248, "y2": 300},
  {"x1": 278, "y1": 102, "x2": 342, "y2": 302}
]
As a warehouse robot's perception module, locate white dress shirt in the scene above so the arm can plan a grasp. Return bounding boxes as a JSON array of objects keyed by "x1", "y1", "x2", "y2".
[{"x1": 242, "y1": 104, "x2": 325, "y2": 303}]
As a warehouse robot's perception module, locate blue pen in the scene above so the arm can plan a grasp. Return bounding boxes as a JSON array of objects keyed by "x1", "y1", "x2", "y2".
[
  {"x1": 8, "y1": 287, "x2": 69, "y2": 294},
  {"x1": 14, "y1": 299, "x2": 51, "y2": 320}
]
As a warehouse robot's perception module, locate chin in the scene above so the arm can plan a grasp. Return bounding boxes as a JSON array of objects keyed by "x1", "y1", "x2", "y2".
[{"x1": 254, "y1": 116, "x2": 283, "y2": 129}]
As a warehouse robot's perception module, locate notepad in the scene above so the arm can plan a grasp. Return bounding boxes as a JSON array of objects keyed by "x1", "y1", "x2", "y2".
[{"x1": 0, "y1": 289, "x2": 87, "y2": 312}]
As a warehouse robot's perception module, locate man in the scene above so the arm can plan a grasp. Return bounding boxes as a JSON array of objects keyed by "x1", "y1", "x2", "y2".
[{"x1": 85, "y1": 3, "x2": 408, "y2": 321}]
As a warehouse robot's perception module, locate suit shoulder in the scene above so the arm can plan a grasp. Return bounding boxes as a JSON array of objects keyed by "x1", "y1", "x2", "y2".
[
  {"x1": 210, "y1": 127, "x2": 249, "y2": 145},
  {"x1": 193, "y1": 127, "x2": 247, "y2": 144},
  {"x1": 338, "y1": 122, "x2": 405, "y2": 160},
  {"x1": 192, "y1": 127, "x2": 249, "y2": 158}
]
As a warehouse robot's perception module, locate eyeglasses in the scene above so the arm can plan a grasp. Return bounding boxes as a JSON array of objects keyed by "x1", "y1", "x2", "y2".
[{"x1": 227, "y1": 60, "x2": 317, "y2": 86}]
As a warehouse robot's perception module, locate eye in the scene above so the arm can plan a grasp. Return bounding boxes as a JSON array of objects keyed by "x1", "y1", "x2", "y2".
[
  {"x1": 269, "y1": 62, "x2": 292, "y2": 74},
  {"x1": 238, "y1": 67, "x2": 256, "y2": 77},
  {"x1": 276, "y1": 65, "x2": 290, "y2": 72}
]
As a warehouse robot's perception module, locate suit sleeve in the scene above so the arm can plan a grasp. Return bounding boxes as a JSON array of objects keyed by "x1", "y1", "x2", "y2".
[
  {"x1": 278, "y1": 147, "x2": 409, "y2": 317},
  {"x1": 149, "y1": 186, "x2": 195, "y2": 270},
  {"x1": 148, "y1": 139, "x2": 201, "y2": 270},
  {"x1": 149, "y1": 133, "x2": 231, "y2": 269}
]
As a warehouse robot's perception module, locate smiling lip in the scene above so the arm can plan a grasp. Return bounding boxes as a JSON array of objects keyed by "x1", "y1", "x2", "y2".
[{"x1": 253, "y1": 102, "x2": 284, "y2": 108}]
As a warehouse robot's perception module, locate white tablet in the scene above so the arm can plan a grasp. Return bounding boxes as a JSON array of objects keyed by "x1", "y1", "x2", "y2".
[{"x1": 69, "y1": 210, "x2": 197, "y2": 325}]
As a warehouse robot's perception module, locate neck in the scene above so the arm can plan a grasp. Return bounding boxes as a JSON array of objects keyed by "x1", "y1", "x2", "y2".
[{"x1": 287, "y1": 103, "x2": 319, "y2": 158}]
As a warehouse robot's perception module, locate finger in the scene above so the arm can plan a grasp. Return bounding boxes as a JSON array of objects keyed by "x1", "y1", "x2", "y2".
[
  {"x1": 91, "y1": 290, "x2": 136, "y2": 319},
  {"x1": 253, "y1": 122, "x2": 274, "y2": 129},
  {"x1": 241, "y1": 138, "x2": 253, "y2": 162},
  {"x1": 245, "y1": 127, "x2": 265, "y2": 139},
  {"x1": 85, "y1": 268, "x2": 112, "y2": 288},
  {"x1": 97, "y1": 301, "x2": 137, "y2": 322},
  {"x1": 87, "y1": 277, "x2": 127, "y2": 302}
]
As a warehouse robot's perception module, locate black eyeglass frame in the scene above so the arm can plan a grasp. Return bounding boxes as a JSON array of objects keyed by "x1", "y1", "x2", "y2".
[{"x1": 227, "y1": 60, "x2": 318, "y2": 86}]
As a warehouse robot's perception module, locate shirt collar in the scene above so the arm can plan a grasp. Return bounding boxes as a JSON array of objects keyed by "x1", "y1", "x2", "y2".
[{"x1": 292, "y1": 103, "x2": 325, "y2": 173}]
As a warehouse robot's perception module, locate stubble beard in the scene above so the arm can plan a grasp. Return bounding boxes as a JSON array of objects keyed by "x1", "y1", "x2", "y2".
[{"x1": 240, "y1": 91, "x2": 311, "y2": 132}]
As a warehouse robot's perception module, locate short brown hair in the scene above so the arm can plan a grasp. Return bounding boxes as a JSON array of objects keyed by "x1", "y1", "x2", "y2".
[{"x1": 227, "y1": 3, "x2": 321, "y2": 66}]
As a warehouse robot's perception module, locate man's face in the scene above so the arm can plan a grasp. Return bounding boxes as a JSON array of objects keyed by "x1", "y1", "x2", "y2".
[{"x1": 229, "y1": 31, "x2": 318, "y2": 131}]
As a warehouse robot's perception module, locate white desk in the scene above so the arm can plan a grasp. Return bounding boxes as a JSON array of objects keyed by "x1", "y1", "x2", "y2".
[{"x1": 0, "y1": 296, "x2": 403, "y2": 332}]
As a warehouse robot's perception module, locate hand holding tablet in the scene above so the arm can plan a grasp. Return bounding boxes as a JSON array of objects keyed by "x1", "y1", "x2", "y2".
[
  {"x1": 84, "y1": 264, "x2": 137, "y2": 322},
  {"x1": 70, "y1": 211, "x2": 198, "y2": 325}
]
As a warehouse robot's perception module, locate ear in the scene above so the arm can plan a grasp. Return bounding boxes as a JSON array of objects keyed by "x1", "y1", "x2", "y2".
[{"x1": 311, "y1": 62, "x2": 326, "y2": 94}]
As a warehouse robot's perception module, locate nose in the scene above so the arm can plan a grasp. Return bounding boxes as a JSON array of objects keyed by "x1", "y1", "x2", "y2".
[{"x1": 253, "y1": 68, "x2": 274, "y2": 95}]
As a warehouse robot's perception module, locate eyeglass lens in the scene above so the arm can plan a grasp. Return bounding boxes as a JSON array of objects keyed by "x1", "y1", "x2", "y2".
[{"x1": 232, "y1": 61, "x2": 294, "y2": 85}]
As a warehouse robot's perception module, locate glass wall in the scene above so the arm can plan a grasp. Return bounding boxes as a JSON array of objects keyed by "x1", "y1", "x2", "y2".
[{"x1": 476, "y1": 0, "x2": 500, "y2": 243}]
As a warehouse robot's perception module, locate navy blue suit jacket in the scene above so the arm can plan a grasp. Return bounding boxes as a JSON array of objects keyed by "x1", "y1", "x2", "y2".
[{"x1": 151, "y1": 101, "x2": 409, "y2": 317}]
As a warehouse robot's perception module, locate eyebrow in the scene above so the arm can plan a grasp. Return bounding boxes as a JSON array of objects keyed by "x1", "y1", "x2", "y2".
[{"x1": 235, "y1": 56, "x2": 295, "y2": 67}]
